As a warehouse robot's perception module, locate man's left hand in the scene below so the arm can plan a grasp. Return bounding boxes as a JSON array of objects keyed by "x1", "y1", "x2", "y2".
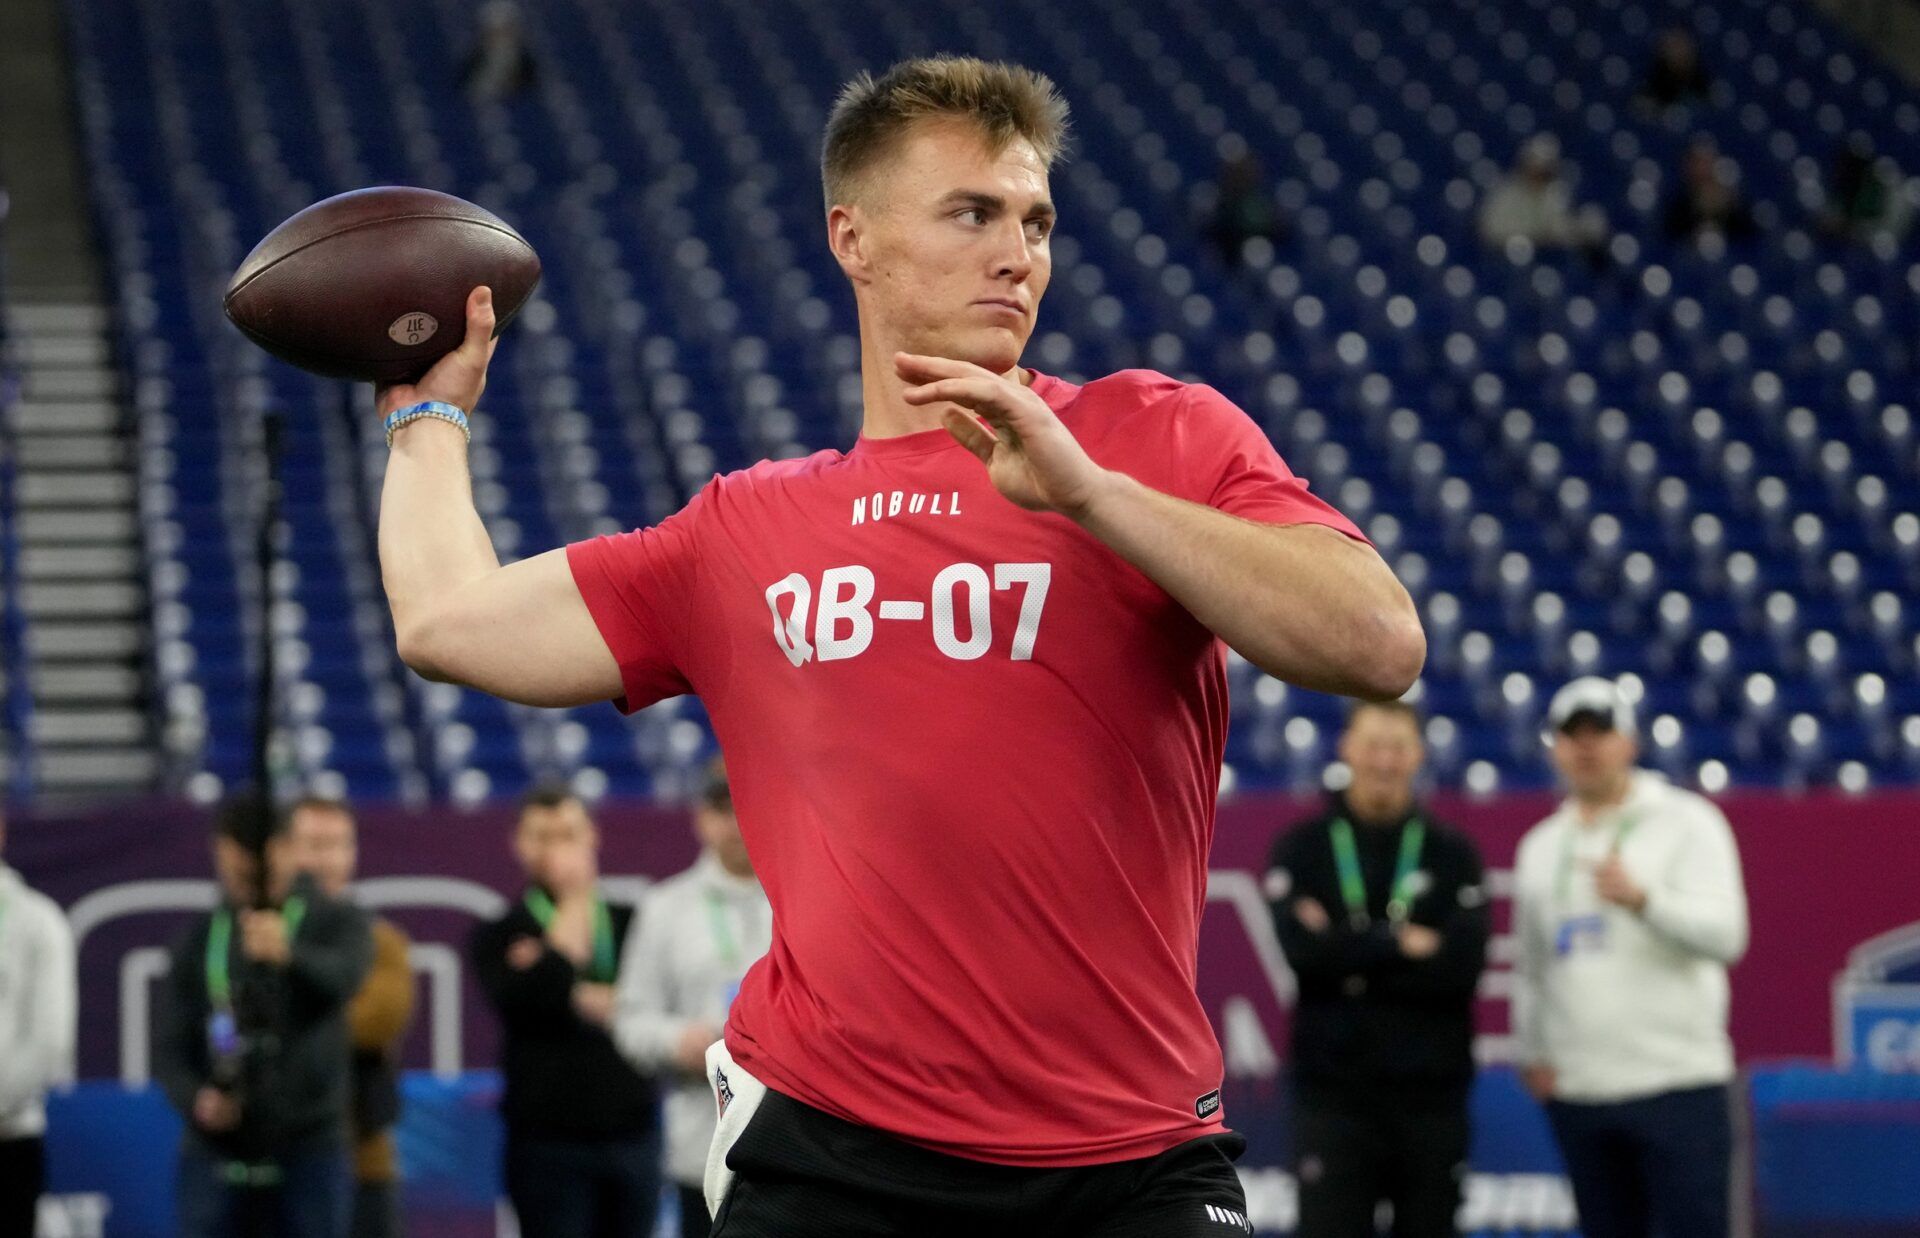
[
  {"x1": 1396, "y1": 924, "x2": 1442, "y2": 959},
  {"x1": 896, "y1": 353, "x2": 1113, "y2": 518},
  {"x1": 239, "y1": 910, "x2": 292, "y2": 965},
  {"x1": 572, "y1": 982, "x2": 615, "y2": 1027},
  {"x1": 1595, "y1": 855, "x2": 1647, "y2": 912}
]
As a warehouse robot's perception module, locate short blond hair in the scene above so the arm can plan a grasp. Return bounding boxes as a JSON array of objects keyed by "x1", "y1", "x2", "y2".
[{"x1": 822, "y1": 56, "x2": 1071, "y2": 207}]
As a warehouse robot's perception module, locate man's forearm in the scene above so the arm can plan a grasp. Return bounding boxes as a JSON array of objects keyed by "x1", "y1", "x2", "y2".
[
  {"x1": 1072, "y1": 472, "x2": 1424, "y2": 698},
  {"x1": 1640, "y1": 888, "x2": 1748, "y2": 964},
  {"x1": 378, "y1": 419, "x2": 501, "y2": 657}
]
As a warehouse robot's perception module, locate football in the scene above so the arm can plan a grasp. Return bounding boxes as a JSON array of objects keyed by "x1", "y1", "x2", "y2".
[{"x1": 223, "y1": 186, "x2": 541, "y2": 384}]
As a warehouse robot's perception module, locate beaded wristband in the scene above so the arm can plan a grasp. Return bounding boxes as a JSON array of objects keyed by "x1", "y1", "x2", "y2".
[{"x1": 384, "y1": 400, "x2": 471, "y2": 447}]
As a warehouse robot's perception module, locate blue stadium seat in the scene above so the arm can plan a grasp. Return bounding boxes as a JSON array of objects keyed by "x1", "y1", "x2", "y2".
[{"x1": 61, "y1": 0, "x2": 1920, "y2": 795}]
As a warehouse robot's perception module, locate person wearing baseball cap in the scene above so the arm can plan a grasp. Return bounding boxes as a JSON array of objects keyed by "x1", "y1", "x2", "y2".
[{"x1": 1511, "y1": 677, "x2": 1750, "y2": 1238}]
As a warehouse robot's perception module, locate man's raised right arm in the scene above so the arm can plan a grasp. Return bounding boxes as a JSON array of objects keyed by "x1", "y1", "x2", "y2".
[{"x1": 376, "y1": 286, "x2": 624, "y2": 707}]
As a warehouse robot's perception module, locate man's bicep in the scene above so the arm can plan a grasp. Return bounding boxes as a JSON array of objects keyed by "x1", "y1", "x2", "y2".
[{"x1": 417, "y1": 549, "x2": 627, "y2": 707}]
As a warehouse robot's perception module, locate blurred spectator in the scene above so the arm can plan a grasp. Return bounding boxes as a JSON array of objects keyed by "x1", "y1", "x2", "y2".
[
  {"x1": 1513, "y1": 679, "x2": 1748, "y2": 1238},
  {"x1": 1819, "y1": 136, "x2": 1913, "y2": 243},
  {"x1": 284, "y1": 798, "x2": 413, "y2": 1238},
  {"x1": 472, "y1": 788, "x2": 659, "y2": 1238},
  {"x1": 614, "y1": 758, "x2": 770, "y2": 1238},
  {"x1": 1264, "y1": 702, "x2": 1489, "y2": 1238},
  {"x1": 1479, "y1": 135, "x2": 1609, "y2": 257},
  {"x1": 0, "y1": 807, "x2": 77, "y2": 1238},
  {"x1": 460, "y1": 1, "x2": 538, "y2": 102},
  {"x1": 1639, "y1": 28, "x2": 1711, "y2": 109},
  {"x1": 1205, "y1": 148, "x2": 1287, "y2": 267},
  {"x1": 1664, "y1": 138, "x2": 1756, "y2": 242},
  {"x1": 155, "y1": 798, "x2": 373, "y2": 1238}
]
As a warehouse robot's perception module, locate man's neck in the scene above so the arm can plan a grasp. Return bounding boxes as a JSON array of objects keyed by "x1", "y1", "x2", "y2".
[
  {"x1": 1573, "y1": 772, "x2": 1635, "y2": 822},
  {"x1": 1346, "y1": 788, "x2": 1414, "y2": 827},
  {"x1": 856, "y1": 322, "x2": 1027, "y2": 440},
  {"x1": 709, "y1": 849, "x2": 756, "y2": 881}
]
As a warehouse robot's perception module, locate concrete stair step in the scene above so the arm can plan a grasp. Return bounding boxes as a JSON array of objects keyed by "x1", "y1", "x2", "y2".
[
  {"x1": 17, "y1": 509, "x2": 137, "y2": 542},
  {"x1": 8, "y1": 303, "x2": 109, "y2": 332},
  {"x1": 14, "y1": 435, "x2": 127, "y2": 468},
  {"x1": 20, "y1": 580, "x2": 143, "y2": 618},
  {"x1": 22, "y1": 369, "x2": 116, "y2": 399},
  {"x1": 21, "y1": 544, "x2": 141, "y2": 578},
  {"x1": 26, "y1": 622, "x2": 145, "y2": 659},
  {"x1": 32, "y1": 748, "x2": 160, "y2": 789},
  {"x1": 8, "y1": 402, "x2": 121, "y2": 434},
  {"x1": 16, "y1": 472, "x2": 134, "y2": 505},
  {"x1": 29, "y1": 709, "x2": 147, "y2": 745},
  {"x1": 33, "y1": 664, "x2": 143, "y2": 702},
  {"x1": 15, "y1": 335, "x2": 109, "y2": 365}
]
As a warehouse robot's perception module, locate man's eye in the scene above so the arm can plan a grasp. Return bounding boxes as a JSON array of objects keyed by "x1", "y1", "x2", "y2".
[
  {"x1": 1026, "y1": 218, "x2": 1053, "y2": 239},
  {"x1": 958, "y1": 208, "x2": 988, "y2": 225}
]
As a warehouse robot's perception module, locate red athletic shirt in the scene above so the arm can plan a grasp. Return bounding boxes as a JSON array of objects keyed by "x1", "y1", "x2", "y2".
[{"x1": 567, "y1": 369, "x2": 1365, "y2": 1165}]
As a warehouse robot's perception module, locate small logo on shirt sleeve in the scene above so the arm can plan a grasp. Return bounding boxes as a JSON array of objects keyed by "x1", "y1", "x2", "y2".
[
  {"x1": 714, "y1": 1066, "x2": 736, "y2": 1117},
  {"x1": 1195, "y1": 1088, "x2": 1222, "y2": 1119}
]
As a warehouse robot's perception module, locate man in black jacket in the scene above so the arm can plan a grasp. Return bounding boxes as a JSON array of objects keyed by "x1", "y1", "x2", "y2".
[
  {"x1": 472, "y1": 787, "x2": 659, "y2": 1238},
  {"x1": 1265, "y1": 701, "x2": 1489, "y2": 1238},
  {"x1": 155, "y1": 798, "x2": 374, "y2": 1238}
]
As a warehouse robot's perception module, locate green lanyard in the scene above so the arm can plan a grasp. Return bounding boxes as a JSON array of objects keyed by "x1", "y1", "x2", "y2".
[
  {"x1": 207, "y1": 897, "x2": 306, "y2": 1011},
  {"x1": 1554, "y1": 810, "x2": 1643, "y2": 903},
  {"x1": 1329, "y1": 818, "x2": 1426, "y2": 928},
  {"x1": 704, "y1": 890, "x2": 740, "y2": 968},
  {"x1": 524, "y1": 890, "x2": 618, "y2": 982}
]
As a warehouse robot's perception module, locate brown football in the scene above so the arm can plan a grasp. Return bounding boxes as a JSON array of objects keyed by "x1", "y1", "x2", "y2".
[{"x1": 223, "y1": 186, "x2": 542, "y2": 383}]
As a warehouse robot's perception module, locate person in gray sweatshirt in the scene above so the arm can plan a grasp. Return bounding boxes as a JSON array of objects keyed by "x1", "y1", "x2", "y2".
[
  {"x1": 0, "y1": 807, "x2": 77, "y2": 1238},
  {"x1": 614, "y1": 758, "x2": 770, "y2": 1238}
]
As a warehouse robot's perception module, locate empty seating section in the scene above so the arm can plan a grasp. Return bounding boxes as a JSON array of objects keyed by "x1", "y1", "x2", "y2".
[{"x1": 61, "y1": 0, "x2": 1920, "y2": 799}]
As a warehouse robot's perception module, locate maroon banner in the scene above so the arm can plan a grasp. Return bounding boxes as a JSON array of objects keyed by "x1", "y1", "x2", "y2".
[{"x1": 5, "y1": 788, "x2": 1917, "y2": 1083}]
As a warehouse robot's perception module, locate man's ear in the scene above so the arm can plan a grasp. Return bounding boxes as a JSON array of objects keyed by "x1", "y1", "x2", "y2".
[{"x1": 827, "y1": 202, "x2": 872, "y2": 284}]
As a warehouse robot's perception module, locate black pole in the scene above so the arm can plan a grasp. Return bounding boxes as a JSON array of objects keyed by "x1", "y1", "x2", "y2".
[
  {"x1": 218, "y1": 406, "x2": 287, "y2": 1145},
  {"x1": 250, "y1": 406, "x2": 285, "y2": 908}
]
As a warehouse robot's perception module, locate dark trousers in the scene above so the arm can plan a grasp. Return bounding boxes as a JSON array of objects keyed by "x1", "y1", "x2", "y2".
[
  {"x1": 503, "y1": 1131, "x2": 662, "y2": 1238},
  {"x1": 1293, "y1": 1088, "x2": 1469, "y2": 1238},
  {"x1": 1546, "y1": 1084, "x2": 1732, "y2": 1238},
  {"x1": 677, "y1": 1184, "x2": 708, "y2": 1238},
  {"x1": 348, "y1": 1180, "x2": 401, "y2": 1238},
  {"x1": 176, "y1": 1142, "x2": 352, "y2": 1238},
  {"x1": 711, "y1": 1088, "x2": 1248, "y2": 1238},
  {"x1": 0, "y1": 1137, "x2": 44, "y2": 1238}
]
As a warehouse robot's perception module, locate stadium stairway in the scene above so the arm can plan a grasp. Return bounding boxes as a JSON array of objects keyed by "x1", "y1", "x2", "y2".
[
  {"x1": 0, "y1": 0, "x2": 159, "y2": 798},
  {"x1": 7, "y1": 303, "x2": 157, "y2": 795}
]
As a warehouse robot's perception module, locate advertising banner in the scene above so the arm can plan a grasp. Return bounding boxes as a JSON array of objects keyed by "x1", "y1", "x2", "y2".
[{"x1": 8, "y1": 787, "x2": 1917, "y2": 1234}]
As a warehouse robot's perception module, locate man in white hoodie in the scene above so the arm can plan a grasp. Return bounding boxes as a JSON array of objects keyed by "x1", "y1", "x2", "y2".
[
  {"x1": 614, "y1": 759, "x2": 770, "y2": 1237},
  {"x1": 0, "y1": 807, "x2": 77, "y2": 1238},
  {"x1": 1513, "y1": 677, "x2": 1748, "y2": 1238}
]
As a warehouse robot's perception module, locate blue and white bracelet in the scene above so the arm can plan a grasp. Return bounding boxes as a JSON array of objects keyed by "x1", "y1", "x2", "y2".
[{"x1": 384, "y1": 400, "x2": 471, "y2": 447}]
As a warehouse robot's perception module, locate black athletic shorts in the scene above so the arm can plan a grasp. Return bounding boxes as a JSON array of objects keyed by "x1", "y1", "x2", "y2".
[{"x1": 708, "y1": 1086, "x2": 1251, "y2": 1237}]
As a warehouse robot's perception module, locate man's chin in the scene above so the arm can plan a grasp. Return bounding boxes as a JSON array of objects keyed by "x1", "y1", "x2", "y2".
[{"x1": 933, "y1": 327, "x2": 1030, "y2": 376}]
